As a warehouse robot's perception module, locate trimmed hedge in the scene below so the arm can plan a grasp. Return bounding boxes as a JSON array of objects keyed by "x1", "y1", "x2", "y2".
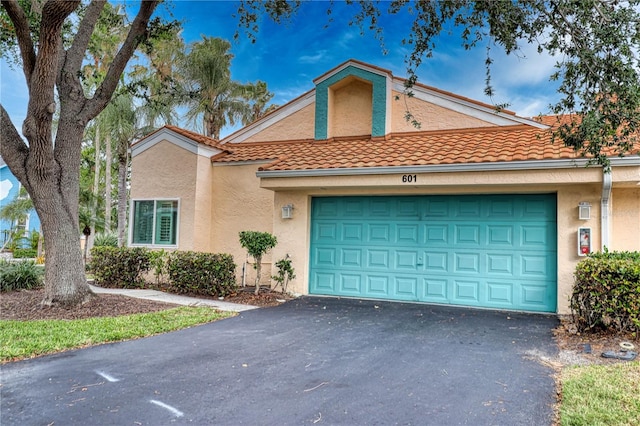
[
  {"x1": 166, "y1": 251, "x2": 236, "y2": 297},
  {"x1": 571, "y1": 251, "x2": 640, "y2": 334},
  {"x1": 89, "y1": 246, "x2": 151, "y2": 288},
  {"x1": 89, "y1": 247, "x2": 237, "y2": 297},
  {"x1": 0, "y1": 259, "x2": 44, "y2": 292}
]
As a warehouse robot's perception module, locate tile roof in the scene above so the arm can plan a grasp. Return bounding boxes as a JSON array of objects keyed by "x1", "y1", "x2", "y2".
[
  {"x1": 163, "y1": 125, "x2": 227, "y2": 150},
  {"x1": 210, "y1": 120, "x2": 620, "y2": 172},
  {"x1": 146, "y1": 118, "x2": 638, "y2": 173}
]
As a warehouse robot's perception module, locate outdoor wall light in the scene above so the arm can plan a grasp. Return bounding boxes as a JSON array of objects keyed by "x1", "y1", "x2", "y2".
[
  {"x1": 578, "y1": 202, "x2": 591, "y2": 220},
  {"x1": 281, "y1": 204, "x2": 294, "y2": 219}
]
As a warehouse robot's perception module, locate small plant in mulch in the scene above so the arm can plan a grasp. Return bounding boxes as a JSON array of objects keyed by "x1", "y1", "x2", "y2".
[{"x1": 272, "y1": 255, "x2": 295, "y2": 294}]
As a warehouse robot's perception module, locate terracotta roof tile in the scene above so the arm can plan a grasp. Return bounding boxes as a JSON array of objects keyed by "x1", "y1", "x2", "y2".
[{"x1": 151, "y1": 117, "x2": 636, "y2": 172}]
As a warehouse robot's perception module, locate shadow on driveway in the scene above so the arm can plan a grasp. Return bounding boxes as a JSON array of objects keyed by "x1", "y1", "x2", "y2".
[{"x1": 1, "y1": 297, "x2": 559, "y2": 425}]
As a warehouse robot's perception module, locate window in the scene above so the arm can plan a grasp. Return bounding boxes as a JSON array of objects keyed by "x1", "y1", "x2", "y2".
[{"x1": 131, "y1": 200, "x2": 178, "y2": 246}]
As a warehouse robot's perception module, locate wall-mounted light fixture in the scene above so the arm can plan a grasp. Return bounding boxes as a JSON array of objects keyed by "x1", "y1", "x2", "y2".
[
  {"x1": 281, "y1": 204, "x2": 294, "y2": 219},
  {"x1": 578, "y1": 202, "x2": 591, "y2": 220}
]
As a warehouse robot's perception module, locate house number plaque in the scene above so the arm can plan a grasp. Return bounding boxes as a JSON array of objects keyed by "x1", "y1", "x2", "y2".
[{"x1": 402, "y1": 174, "x2": 417, "y2": 183}]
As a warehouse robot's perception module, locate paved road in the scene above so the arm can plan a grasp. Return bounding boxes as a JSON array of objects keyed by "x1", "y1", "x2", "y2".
[{"x1": 1, "y1": 297, "x2": 559, "y2": 425}]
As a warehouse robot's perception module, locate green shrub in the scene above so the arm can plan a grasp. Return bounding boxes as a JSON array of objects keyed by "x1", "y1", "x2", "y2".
[
  {"x1": 94, "y1": 232, "x2": 118, "y2": 247},
  {"x1": 89, "y1": 246, "x2": 151, "y2": 288},
  {"x1": 272, "y1": 256, "x2": 295, "y2": 293},
  {"x1": 571, "y1": 251, "x2": 640, "y2": 334},
  {"x1": 148, "y1": 249, "x2": 168, "y2": 285},
  {"x1": 166, "y1": 251, "x2": 236, "y2": 297},
  {"x1": 0, "y1": 259, "x2": 44, "y2": 292},
  {"x1": 12, "y1": 248, "x2": 37, "y2": 259}
]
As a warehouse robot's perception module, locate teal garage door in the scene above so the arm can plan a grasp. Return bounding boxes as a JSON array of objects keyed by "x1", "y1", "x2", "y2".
[{"x1": 309, "y1": 194, "x2": 557, "y2": 312}]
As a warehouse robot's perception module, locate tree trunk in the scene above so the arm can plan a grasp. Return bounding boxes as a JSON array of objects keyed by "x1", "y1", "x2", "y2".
[
  {"x1": 104, "y1": 132, "x2": 112, "y2": 232},
  {"x1": 116, "y1": 146, "x2": 128, "y2": 246},
  {"x1": 254, "y1": 255, "x2": 262, "y2": 295},
  {"x1": 29, "y1": 126, "x2": 93, "y2": 307},
  {"x1": 87, "y1": 126, "x2": 101, "y2": 257}
]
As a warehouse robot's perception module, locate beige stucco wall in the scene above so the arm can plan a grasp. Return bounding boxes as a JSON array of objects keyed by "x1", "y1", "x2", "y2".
[
  {"x1": 210, "y1": 163, "x2": 275, "y2": 285},
  {"x1": 129, "y1": 140, "x2": 198, "y2": 250},
  {"x1": 329, "y1": 78, "x2": 373, "y2": 138},
  {"x1": 611, "y1": 188, "x2": 640, "y2": 250},
  {"x1": 243, "y1": 104, "x2": 316, "y2": 142},
  {"x1": 263, "y1": 167, "x2": 640, "y2": 315},
  {"x1": 391, "y1": 91, "x2": 496, "y2": 132}
]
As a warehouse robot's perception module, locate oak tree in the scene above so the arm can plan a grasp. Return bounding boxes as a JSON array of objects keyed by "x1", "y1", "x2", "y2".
[{"x1": 0, "y1": 0, "x2": 161, "y2": 306}]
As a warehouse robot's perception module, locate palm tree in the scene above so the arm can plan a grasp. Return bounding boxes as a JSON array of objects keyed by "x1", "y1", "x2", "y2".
[
  {"x1": 131, "y1": 25, "x2": 184, "y2": 133},
  {"x1": 240, "y1": 81, "x2": 278, "y2": 124},
  {"x1": 0, "y1": 186, "x2": 35, "y2": 252},
  {"x1": 181, "y1": 37, "x2": 252, "y2": 139},
  {"x1": 82, "y1": 3, "x2": 128, "y2": 250},
  {"x1": 102, "y1": 91, "x2": 138, "y2": 246}
]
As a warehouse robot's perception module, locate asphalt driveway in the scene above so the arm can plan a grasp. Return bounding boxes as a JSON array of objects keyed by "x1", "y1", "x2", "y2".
[{"x1": 1, "y1": 297, "x2": 559, "y2": 425}]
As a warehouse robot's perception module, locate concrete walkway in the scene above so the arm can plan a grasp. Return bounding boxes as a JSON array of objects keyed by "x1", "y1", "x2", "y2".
[{"x1": 89, "y1": 284, "x2": 257, "y2": 312}]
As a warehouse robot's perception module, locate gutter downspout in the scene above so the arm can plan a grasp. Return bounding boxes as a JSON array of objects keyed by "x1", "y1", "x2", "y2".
[{"x1": 601, "y1": 171, "x2": 612, "y2": 251}]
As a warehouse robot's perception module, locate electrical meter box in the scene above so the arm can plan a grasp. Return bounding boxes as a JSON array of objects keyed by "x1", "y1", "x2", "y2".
[{"x1": 578, "y1": 227, "x2": 591, "y2": 256}]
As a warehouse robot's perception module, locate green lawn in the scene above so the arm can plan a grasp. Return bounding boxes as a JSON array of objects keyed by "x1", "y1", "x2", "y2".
[
  {"x1": 0, "y1": 307, "x2": 234, "y2": 362},
  {"x1": 560, "y1": 361, "x2": 640, "y2": 426}
]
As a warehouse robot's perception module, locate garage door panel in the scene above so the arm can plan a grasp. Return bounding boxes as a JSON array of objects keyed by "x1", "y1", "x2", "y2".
[
  {"x1": 424, "y1": 251, "x2": 448, "y2": 272},
  {"x1": 341, "y1": 248, "x2": 362, "y2": 268},
  {"x1": 310, "y1": 195, "x2": 557, "y2": 312},
  {"x1": 425, "y1": 225, "x2": 448, "y2": 244},
  {"x1": 486, "y1": 281, "x2": 514, "y2": 305},
  {"x1": 394, "y1": 276, "x2": 419, "y2": 299},
  {"x1": 367, "y1": 249, "x2": 390, "y2": 269},
  {"x1": 486, "y1": 253, "x2": 514, "y2": 275},
  {"x1": 339, "y1": 274, "x2": 362, "y2": 294},
  {"x1": 315, "y1": 222, "x2": 338, "y2": 241},
  {"x1": 342, "y1": 223, "x2": 363, "y2": 241},
  {"x1": 313, "y1": 272, "x2": 335, "y2": 292},
  {"x1": 455, "y1": 225, "x2": 481, "y2": 245},
  {"x1": 453, "y1": 280, "x2": 481, "y2": 304},
  {"x1": 395, "y1": 250, "x2": 419, "y2": 270},
  {"x1": 397, "y1": 224, "x2": 420, "y2": 244},
  {"x1": 453, "y1": 253, "x2": 481, "y2": 274},
  {"x1": 366, "y1": 275, "x2": 389, "y2": 296},
  {"x1": 368, "y1": 224, "x2": 391, "y2": 242}
]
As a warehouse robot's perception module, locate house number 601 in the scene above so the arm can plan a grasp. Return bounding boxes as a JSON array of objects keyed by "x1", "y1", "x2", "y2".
[{"x1": 402, "y1": 174, "x2": 417, "y2": 183}]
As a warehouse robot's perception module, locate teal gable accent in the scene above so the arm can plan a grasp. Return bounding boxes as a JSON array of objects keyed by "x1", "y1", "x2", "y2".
[{"x1": 314, "y1": 65, "x2": 387, "y2": 139}]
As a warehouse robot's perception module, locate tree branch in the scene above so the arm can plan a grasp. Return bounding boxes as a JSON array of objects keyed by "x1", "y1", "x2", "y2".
[
  {"x1": 1, "y1": 0, "x2": 37, "y2": 86},
  {"x1": 0, "y1": 104, "x2": 30, "y2": 191},
  {"x1": 81, "y1": 0, "x2": 159, "y2": 122},
  {"x1": 64, "y1": 0, "x2": 106, "y2": 74}
]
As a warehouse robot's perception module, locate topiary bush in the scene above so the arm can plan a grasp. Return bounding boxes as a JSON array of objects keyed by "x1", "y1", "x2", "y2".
[
  {"x1": 571, "y1": 251, "x2": 640, "y2": 334},
  {"x1": 0, "y1": 259, "x2": 44, "y2": 292},
  {"x1": 166, "y1": 251, "x2": 236, "y2": 297},
  {"x1": 239, "y1": 231, "x2": 277, "y2": 294},
  {"x1": 89, "y1": 246, "x2": 151, "y2": 288}
]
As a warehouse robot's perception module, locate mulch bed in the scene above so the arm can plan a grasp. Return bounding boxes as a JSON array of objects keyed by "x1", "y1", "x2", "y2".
[{"x1": 0, "y1": 287, "x2": 292, "y2": 321}]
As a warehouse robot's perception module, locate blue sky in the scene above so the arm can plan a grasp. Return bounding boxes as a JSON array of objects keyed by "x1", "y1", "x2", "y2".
[{"x1": 1, "y1": 1, "x2": 561, "y2": 138}]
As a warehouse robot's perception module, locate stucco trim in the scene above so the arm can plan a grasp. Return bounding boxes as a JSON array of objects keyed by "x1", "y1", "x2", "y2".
[
  {"x1": 131, "y1": 129, "x2": 222, "y2": 159},
  {"x1": 392, "y1": 81, "x2": 549, "y2": 129},
  {"x1": 256, "y1": 157, "x2": 640, "y2": 178}
]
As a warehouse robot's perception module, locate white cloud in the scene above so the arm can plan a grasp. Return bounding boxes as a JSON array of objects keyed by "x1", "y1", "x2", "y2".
[{"x1": 299, "y1": 51, "x2": 329, "y2": 65}]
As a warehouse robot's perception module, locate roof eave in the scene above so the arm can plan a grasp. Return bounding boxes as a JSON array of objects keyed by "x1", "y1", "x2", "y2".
[{"x1": 256, "y1": 156, "x2": 640, "y2": 178}]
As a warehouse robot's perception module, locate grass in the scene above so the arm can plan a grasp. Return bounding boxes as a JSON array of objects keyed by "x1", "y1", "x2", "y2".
[
  {"x1": 0, "y1": 307, "x2": 234, "y2": 363},
  {"x1": 560, "y1": 361, "x2": 640, "y2": 426}
]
